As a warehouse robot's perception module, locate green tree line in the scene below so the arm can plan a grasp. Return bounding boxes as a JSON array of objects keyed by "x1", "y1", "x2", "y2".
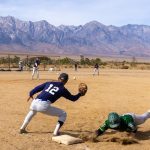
[{"x1": 0, "y1": 56, "x2": 105, "y2": 66}]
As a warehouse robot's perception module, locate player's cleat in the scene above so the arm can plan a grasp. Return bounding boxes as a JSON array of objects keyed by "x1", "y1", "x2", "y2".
[
  {"x1": 53, "y1": 132, "x2": 61, "y2": 136},
  {"x1": 19, "y1": 129, "x2": 28, "y2": 134}
]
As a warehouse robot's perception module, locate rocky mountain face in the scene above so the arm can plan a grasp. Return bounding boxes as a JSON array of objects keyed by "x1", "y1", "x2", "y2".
[{"x1": 0, "y1": 16, "x2": 150, "y2": 57}]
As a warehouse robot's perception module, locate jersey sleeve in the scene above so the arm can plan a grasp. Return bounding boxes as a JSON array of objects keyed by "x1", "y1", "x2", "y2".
[
  {"x1": 62, "y1": 88, "x2": 81, "y2": 101},
  {"x1": 122, "y1": 115, "x2": 137, "y2": 132},
  {"x1": 29, "y1": 82, "x2": 48, "y2": 97},
  {"x1": 35, "y1": 63, "x2": 38, "y2": 67},
  {"x1": 98, "y1": 120, "x2": 109, "y2": 134},
  {"x1": 34, "y1": 61, "x2": 38, "y2": 67},
  {"x1": 127, "y1": 122, "x2": 137, "y2": 132}
]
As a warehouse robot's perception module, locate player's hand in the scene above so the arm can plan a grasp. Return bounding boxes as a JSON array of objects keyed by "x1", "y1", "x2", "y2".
[
  {"x1": 27, "y1": 96, "x2": 33, "y2": 102},
  {"x1": 95, "y1": 129, "x2": 101, "y2": 137},
  {"x1": 88, "y1": 130, "x2": 101, "y2": 142}
]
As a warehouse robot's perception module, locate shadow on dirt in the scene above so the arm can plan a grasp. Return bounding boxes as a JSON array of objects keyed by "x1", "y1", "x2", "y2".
[
  {"x1": 62, "y1": 129, "x2": 150, "y2": 145},
  {"x1": 134, "y1": 130, "x2": 150, "y2": 140},
  {"x1": 23, "y1": 129, "x2": 150, "y2": 145}
]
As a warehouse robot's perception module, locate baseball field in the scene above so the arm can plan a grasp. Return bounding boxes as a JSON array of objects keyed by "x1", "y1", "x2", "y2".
[{"x1": 1, "y1": 68, "x2": 150, "y2": 150}]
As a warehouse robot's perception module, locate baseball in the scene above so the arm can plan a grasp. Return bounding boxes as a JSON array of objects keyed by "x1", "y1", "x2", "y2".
[{"x1": 73, "y1": 76, "x2": 76, "y2": 80}]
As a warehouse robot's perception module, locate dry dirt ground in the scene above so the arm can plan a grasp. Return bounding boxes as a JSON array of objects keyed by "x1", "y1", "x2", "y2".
[{"x1": 1, "y1": 68, "x2": 150, "y2": 150}]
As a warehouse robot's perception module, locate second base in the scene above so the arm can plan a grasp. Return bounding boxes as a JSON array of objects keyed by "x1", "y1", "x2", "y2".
[{"x1": 52, "y1": 134, "x2": 83, "y2": 145}]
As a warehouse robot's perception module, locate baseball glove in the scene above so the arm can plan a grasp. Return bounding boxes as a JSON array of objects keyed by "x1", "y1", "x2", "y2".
[{"x1": 78, "y1": 83, "x2": 88, "y2": 96}]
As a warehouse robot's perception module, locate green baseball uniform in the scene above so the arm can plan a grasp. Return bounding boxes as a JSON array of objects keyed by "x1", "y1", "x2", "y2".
[{"x1": 97, "y1": 114, "x2": 137, "y2": 135}]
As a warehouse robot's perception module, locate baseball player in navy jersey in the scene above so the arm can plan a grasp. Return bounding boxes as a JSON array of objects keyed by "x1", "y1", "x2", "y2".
[
  {"x1": 20, "y1": 73, "x2": 85, "y2": 136},
  {"x1": 32, "y1": 57, "x2": 40, "y2": 80}
]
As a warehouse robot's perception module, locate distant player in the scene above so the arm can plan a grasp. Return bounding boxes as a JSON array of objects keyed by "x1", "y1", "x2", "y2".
[
  {"x1": 74, "y1": 63, "x2": 78, "y2": 71},
  {"x1": 94, "y1": 111, "x2": 150, "y2": 138},
  {"x1": 19, "y1": 73, "x2": 87, "y2": 136},
  {"x1": 32, "y1": 57, "x2": 40, "y2": 79},
  {"x1": 18, "y1": 60, "x2": 23, "y2": 71},
  {"x1": 93, "y1": 63, "x2": 99, "y2": 76}
]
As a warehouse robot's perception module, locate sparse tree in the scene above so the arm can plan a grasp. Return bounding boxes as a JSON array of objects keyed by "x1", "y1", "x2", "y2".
[{"x1": 131, "y1": 56, "x2": 137, "y2": 67}]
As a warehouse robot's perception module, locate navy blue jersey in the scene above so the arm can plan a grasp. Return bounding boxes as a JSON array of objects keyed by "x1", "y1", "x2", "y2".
[
  {"x1": 29, "y1": 82, "x2": 81, "y2": 103},
  {"x1": 34, "y1": 59, "x2": 40, "y2": 67},
  {"x1": 94, "y1": 63, "x2": 99, "y2": 69}
]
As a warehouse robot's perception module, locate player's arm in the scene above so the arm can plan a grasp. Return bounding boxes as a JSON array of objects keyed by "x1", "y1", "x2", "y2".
[
  {"x1": 127, "y1": 122, "x2": 137, "y2": 133},
  {"x1": 34, "y1": 62, "x2": 37, "y2": 67},
  {"x1": 28, "y1": 82, "x2": 48, "y2": 100},
  {"x1": 95, "y1": 120, "x2": 109, "y2": 137},
  {"x1": 27, "y1": 96, "x2": 33, "y2": 102},
  {"x1": 62, "y1": 88, "x2": 82, "y2": 102}
]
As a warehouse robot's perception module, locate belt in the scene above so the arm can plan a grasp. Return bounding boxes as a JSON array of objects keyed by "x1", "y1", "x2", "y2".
[{"x1": 35, "y1": 98, "x2": 51, "y2": 103}]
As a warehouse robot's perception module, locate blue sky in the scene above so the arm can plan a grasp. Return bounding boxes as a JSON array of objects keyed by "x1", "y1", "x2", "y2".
[{"x1": 0, "y1": 0, "x2": 149, "y2": 26}]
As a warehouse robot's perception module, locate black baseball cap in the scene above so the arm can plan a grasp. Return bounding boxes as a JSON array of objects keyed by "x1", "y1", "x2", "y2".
[{"x1": 58, "y1": 73, "x2": 69, "y2": 82}]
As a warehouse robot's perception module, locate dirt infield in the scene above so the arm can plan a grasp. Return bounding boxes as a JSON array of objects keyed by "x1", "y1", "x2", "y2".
[{"x1": 1, "y1": 69, "x2": 150, "y2": 150}]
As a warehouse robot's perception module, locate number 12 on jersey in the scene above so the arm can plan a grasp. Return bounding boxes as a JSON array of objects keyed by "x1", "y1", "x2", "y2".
[{"x1": 45, "y1": 84, "x2": 59, "y2": 95}]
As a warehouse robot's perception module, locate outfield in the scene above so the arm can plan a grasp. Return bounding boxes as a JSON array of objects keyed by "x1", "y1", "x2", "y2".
[{"x1": 1, "y1": 69, "x2": 150, "y2": 150}]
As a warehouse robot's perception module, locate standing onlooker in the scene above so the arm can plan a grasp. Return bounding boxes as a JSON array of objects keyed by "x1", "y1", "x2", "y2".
[
  {"x1": 74, "y1": 63, "x2": 78, "y2": 71},
  {"x1": 32, "y1": 57, "x2": 40, "y2": 79},
  {"x1": 93, "y1": 63, "x2": 99, "y2": 76}
]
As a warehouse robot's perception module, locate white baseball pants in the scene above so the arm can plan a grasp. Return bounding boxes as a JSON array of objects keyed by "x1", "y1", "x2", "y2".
[
  {"x1": 20, "y1": 99, "x2": 67, "y2": 130},
  {"x1": 125, "y1": 112, "x2": 150, "y2": 125},
  {"x1": 32, "y1": 67, "x2": 39, "y2": 79}
]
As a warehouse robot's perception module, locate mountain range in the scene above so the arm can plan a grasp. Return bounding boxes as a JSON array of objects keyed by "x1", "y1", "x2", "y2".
[{"x1": 0, "y1": 16, "x2": 150, "y2": 57}]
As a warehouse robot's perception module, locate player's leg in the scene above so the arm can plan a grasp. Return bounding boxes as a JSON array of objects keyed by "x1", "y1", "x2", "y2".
[
  {"x1": 36, "y1": 68, "x2": 39, "y2": 79},
  {"x1": 94, "y1": 68, "x2": 99, "y2": 75},
  {"x1": 133, "y1": 111, "x2": 150, "y2": 125},
  {"x1": 32, "y1": 67, "x2": 35, "y2": 79},
  {"x1": 30, "y1": 99, "x2": 66, "y2": 135},
  {"x1": 20, "y1": 110, "x2": 37, "y2": 133},
  {"x1": 19, "y1": 99, "x2": 41, "y2": 133},
  {"x1": 97, "y1": 68, "x2": 99, "y2": 75},
  {"x1": 93, "y1": 68, "x2": 96, "y2": 76},
  {"x1": 42, "y1": 105, "x2": 67, "y2": 136}
]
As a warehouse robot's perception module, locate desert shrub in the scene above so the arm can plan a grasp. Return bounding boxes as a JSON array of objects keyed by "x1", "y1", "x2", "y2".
[
  {"x1": 64, "y1": 66, "x2": 68, "y2": 68},
  {"x1": 121, "y1": 65, "x2": 129, "y2": 69}
]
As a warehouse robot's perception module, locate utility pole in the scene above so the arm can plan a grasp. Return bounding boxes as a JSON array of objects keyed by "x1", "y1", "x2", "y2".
[{"x1": 8, "y1": 54, "x2": 10, "y2": 70}]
